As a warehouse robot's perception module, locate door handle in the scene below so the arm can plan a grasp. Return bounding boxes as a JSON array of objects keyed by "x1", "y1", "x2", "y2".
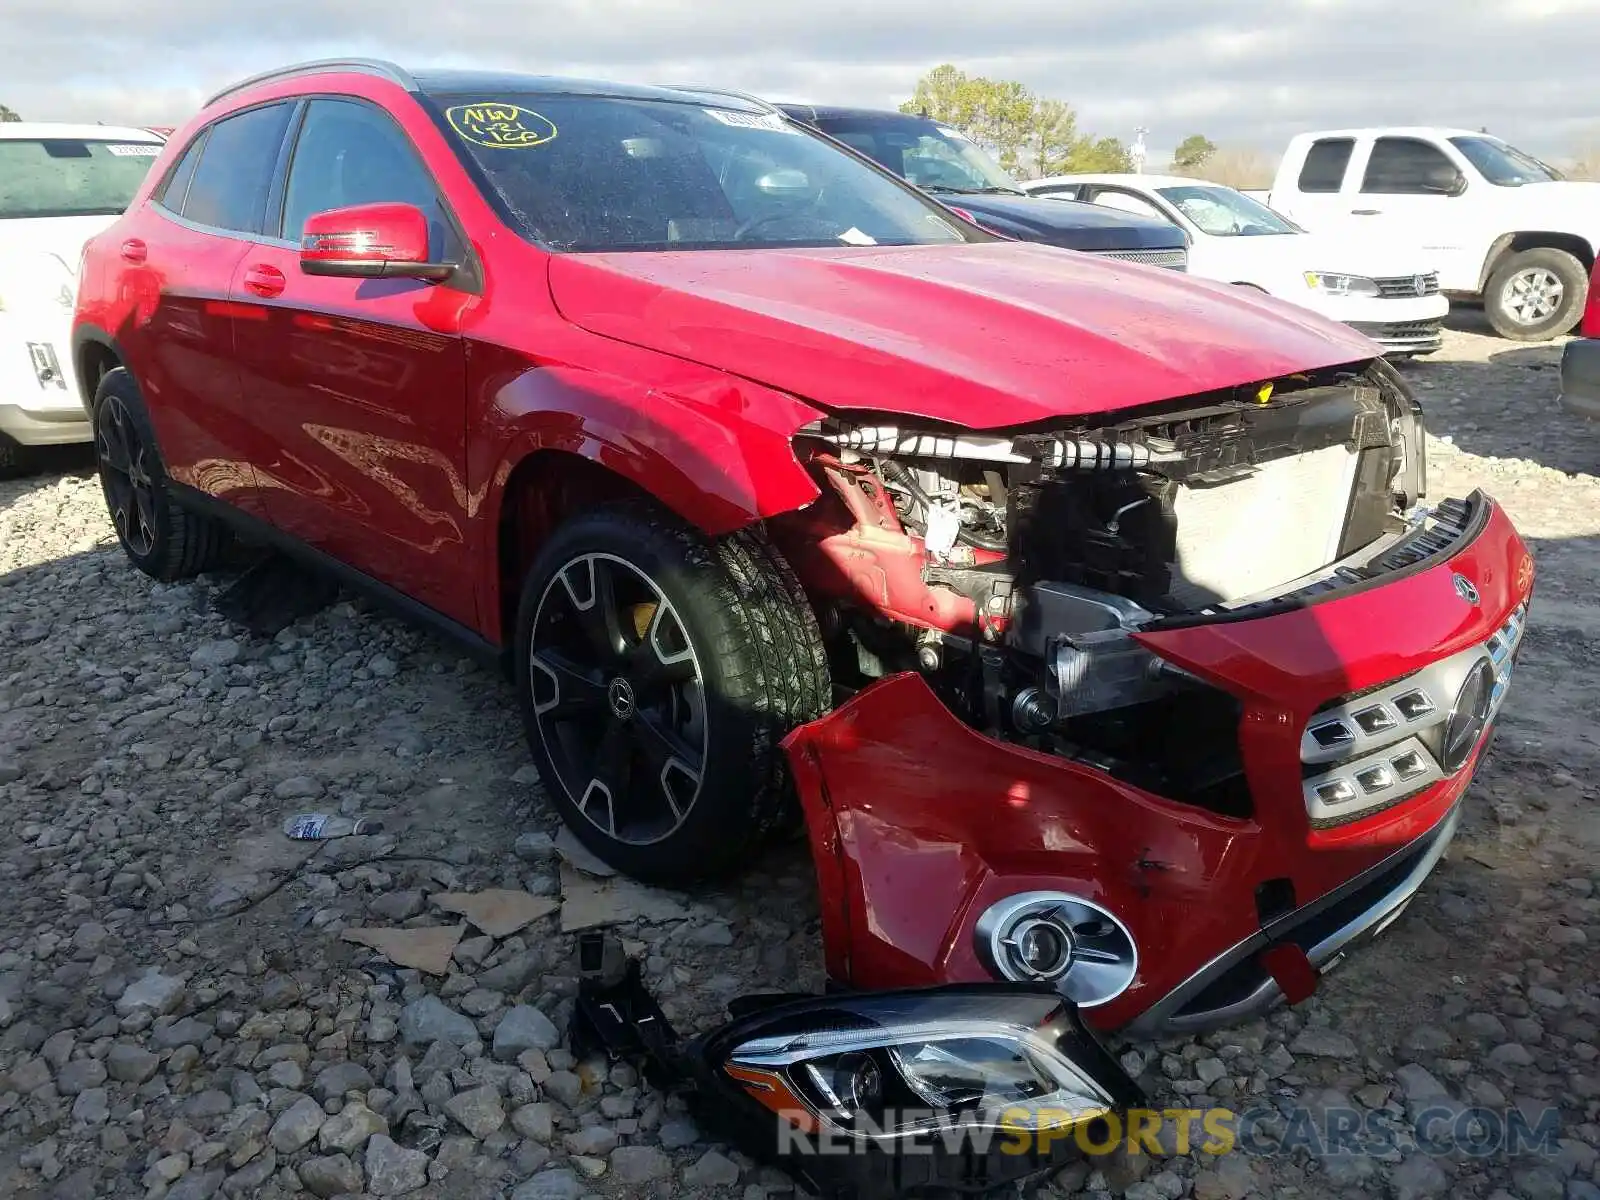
[
  {"x1": 1350, "y1": 209, "x2": 1382, "y2": 216},
  {"x1": 119, "y1": 239, "x2": 147, "y2": 264},
  {"x1": 243, "y1": 263, "x2": 286, "y2": 299}
]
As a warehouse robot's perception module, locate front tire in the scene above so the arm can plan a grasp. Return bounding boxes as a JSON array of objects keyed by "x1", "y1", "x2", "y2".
[
  {"x1": 93, "y1": 368, "x2": 231, "y2": 581},
  {"x1": 513, "y1": 504, "x2": 828, "y2": 885},
  {"x1": 1485, "y1": 247, "x2": 1588, "y2": 341}
]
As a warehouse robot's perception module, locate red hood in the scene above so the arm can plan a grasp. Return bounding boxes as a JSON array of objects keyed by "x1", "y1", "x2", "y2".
[{"x1": 547, "y1": 241, "x2": 1380, "y2": 428}]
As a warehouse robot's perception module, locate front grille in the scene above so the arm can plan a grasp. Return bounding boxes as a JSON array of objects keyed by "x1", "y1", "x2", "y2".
[
  {"x1": 1094, "y1": 247, "x2": 1188, "y2": 272},
  {"x1": 1373, "y1": 272, "x2": 1440, "y2": 298},
  {"x1": 1300, "y1": 599, "x2": 1527, "y2": 826}
]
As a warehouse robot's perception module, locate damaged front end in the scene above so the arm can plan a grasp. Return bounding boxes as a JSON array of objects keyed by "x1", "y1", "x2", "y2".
[
  {"x1": 570, "y1": 933, "x2": 1143, "y2": 1199},
  {"x1": 775, "y1": 359, "x2": 1534, "y2": 1035}
]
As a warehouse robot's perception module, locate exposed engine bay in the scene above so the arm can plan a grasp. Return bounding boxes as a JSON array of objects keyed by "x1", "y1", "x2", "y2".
[{"x1": 781, "y1": 360, "x2": 1432, "y2": 817}]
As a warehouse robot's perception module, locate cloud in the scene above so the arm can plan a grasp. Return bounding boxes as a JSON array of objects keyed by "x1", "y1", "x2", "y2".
[{"x1": 3, "y1": 0, "x2": 1597, "y2": 159}]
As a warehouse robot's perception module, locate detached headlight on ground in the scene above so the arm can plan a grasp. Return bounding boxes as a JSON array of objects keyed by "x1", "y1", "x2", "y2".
[
  {"x1": 697, "y1": 985, "x2": 1142, "y2": 1192},
  {"x1": 1304, "y1": 271, "x2": 1381, "y2": 296}
]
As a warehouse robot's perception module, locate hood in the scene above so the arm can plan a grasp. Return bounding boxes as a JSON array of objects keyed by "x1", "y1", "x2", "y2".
[
  {"x1": 0, "y1": 215, "x2": 120, "y2": 274},
  {"x1": 548, "y1": 240, "x2": 1381, "y2": 428},
  {"x1": 946, "y1": 193, "x2": 1187, "y2": 252}
]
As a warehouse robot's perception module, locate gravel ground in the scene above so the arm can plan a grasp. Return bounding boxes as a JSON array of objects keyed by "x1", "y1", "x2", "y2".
[{"x1": 1, "y1": 321, "x2": 1598, "y2": 1200}]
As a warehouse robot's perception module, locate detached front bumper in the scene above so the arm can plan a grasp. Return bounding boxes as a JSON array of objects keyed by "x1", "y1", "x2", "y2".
[{"x1": 784, "y1": 492, "x2": 1533, "y2": 1038}]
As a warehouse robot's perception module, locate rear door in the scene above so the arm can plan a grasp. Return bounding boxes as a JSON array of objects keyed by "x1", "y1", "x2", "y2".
[
  {"x1": 1271, "y1": 135, "x2": 1360, "y2": 233},
  {"x1": 228, "y1": 96, "x2": 477, "y2": 627},
  {"x1": 121, "y1": 103, "x2": 296, "y2": 516}
]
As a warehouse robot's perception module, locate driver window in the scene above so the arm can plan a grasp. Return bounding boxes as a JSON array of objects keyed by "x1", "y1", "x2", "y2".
[
  {"x1": 281, "y1": 99, "x2": 452, "y2": 254},
  {"x1": 1361, "y1": 138, "x2": 1463, "y2": 195},
  {"x1": 1089, "y1": 189, "x2": 1170, "y2": 222}
]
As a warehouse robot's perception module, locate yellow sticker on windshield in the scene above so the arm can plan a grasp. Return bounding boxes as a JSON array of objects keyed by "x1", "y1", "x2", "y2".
[{"x1": 445, "y1": 103, "x2": 557, "y2": 149}]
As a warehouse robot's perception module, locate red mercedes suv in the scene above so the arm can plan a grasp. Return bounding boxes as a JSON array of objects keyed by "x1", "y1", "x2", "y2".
[{"x1": 74, "y1": 59, "x2": 1532, "y2": 1036}]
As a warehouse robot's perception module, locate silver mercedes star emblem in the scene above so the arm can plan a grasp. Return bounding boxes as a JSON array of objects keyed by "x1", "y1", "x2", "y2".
[{"x1": 1452, "y1": 573, "x2": 1480, "y2": 605}]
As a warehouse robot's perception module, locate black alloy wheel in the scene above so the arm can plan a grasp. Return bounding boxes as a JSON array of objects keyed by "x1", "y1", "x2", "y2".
[
  {"x1": 528, "y1": 551, "x2": 708, "y2": 847},
  {"x1": 95, "y1": 391, "x2": 159, "y2": 558}
]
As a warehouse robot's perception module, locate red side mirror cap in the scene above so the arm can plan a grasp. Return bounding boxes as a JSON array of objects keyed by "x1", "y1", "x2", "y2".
[{"x1": 299, "y1": 202, "x2": 454, "y2": 282}]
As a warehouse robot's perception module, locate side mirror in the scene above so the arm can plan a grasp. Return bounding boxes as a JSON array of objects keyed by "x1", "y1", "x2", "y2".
[
  {"x1": 1421, "y1": 166, "x2": 1467, "y2": 197},
  {"x1": 299, "y1": 202, "x2": 455, "y2": 282}
]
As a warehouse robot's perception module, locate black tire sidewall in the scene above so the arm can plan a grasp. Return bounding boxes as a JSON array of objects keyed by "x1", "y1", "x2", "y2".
[
  {"x1": 93, "y1": 369, "x2": 182, "y2": 577},
  {"x1": 512, "y1": 506, "x2": 778, "y2": 884},
  {"x1": 1486, "y1": 249, "x2": 1588, "y2": 341}
]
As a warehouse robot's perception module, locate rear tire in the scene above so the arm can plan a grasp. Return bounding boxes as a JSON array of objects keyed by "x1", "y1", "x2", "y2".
[
  {"x1": 1485, "y1": 247, "x2": 1588, "y2": 341},
  {"x1": 513, "y1": 503, "x2": 829, "y2": 885},
  {"x1": 93, "y1": 367, "x2": 232, "y2": 581}
]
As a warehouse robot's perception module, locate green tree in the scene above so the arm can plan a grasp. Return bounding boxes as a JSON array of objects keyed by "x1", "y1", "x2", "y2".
[
  {"x1": 1172, "y1": 133, "x2": 1216, "y2": 172},
  {"x1": 0, "y1": 103, "x2": 21, "y2": 123},
  {"x1": 902, "y1": 64, "x2": 1036, "y2": 175},
  {"x1": 1027, "y1": 98, "x2": 1079, "y2": 178},
  {"x1": 1063, "y1": 135, "x2": 1134, "y2": 174}
]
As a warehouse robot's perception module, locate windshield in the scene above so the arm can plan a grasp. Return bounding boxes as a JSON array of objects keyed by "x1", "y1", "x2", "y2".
[
  {"x1": 0, "y1": 138, "x2": 163, "y2": 219},
  {"x1": 1448, "y1": 136, "x2": 1562, "y2": 186},
  {"x1": 431, "y1": 95, "x2": 975, "y2": 252},
  {"x1": 1155, "y1": 184, "x2": 1302, "y2": 237},
  {"x1": 807, "y1": 114, "x2": 1021, "y2": 195}
]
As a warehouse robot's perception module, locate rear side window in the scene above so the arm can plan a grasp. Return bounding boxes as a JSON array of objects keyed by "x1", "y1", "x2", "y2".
[
  {"x1": 1297, "y1": 138, "x2": 1354, "y2": 193},
  {"x1": 156, "y1": 133, "x2": 206, "y2": 212},
  {"x1": 280, "y1": 99, "x2": 444, "y2": 245},
  {"x1": 181, "y1": 103, "x2": 293, "y2": 233},
  {"x1": 1361, "y1": 137, "x2": 1460, "y2": 194}
]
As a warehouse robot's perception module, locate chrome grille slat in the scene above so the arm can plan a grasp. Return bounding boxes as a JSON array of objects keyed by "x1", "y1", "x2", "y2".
[{"x1": 1373, "y1": 272, "x2": 1440, "y2": 298}]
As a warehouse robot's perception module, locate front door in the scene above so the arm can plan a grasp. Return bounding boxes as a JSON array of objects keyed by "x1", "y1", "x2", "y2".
[{"x1": 229, "y1": 96, "x2": 478, "y2": 627}]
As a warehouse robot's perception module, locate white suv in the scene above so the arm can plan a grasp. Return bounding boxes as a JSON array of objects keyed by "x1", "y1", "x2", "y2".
[{"x1": 1, "y1": 123, "x2": 164, "y2": 473}]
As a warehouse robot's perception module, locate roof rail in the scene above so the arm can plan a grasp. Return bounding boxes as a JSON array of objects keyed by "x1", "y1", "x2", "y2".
[
  {"x1": 653, "y1": 83, "x2": 784, "y2": 116},
  {"x1": 205, "y1": 58, "x2": 417, "y2": 107}
]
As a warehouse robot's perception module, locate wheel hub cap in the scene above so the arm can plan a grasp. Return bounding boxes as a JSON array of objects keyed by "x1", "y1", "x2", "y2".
[
  {"x1": 1504, "y1": 267, "x2": 1564, "y2": 325},
  {"x1": 607, "y1": 676, "x2": 637, "y2": 722}
]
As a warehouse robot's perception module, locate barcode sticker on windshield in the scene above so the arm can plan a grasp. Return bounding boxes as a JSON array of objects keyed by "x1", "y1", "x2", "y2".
[
  {"x1": 107, "y1": 144, "x2": 162, "y2": 157},
  {"x1": 703, "y1": 109, "x2": 797, "y2": 134}
]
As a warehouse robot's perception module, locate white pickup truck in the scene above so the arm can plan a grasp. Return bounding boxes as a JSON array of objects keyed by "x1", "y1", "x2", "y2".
[{"x1": 1262, "y1": 127, "x2": 1600, "y2": 341}]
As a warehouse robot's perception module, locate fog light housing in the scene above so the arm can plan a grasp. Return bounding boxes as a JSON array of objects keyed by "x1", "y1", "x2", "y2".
[
  {"x1": 975, "y1": 893, "x2": 1137, "y2": 1007},
  {"x1": 1441, "y1": 657, "x2": 1494, "y2": 772}
]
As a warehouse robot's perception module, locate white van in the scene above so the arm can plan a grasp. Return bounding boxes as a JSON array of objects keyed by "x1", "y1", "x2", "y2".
[{"x1": 1, "y1": 123, "x2": 165, "y2": 473}]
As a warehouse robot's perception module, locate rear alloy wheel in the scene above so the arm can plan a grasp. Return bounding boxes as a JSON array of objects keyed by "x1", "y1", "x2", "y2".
[
  {"x1": 96, "y1": 391, "x2": 160, "y2": 559},
  {"x1": 514, "y1": 505, "x2": 829, "y2": 884},
  {"x1": 93, "y1": 367, "x2": 232, "y2": 581},
  {"x1": 1485, "y1": 247, "x2": 1588, "y2": 341}
]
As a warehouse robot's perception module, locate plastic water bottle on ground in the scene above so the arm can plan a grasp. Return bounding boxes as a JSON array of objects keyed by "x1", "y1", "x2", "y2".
[{"x1": 283, "y1": 813, "x2": 383, "y2": 840}]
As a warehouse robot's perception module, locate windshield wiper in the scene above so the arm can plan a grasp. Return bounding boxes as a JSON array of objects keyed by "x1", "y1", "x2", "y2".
[
  {"x1": 919, "y1": 184, "x2": 970, "y2": 194},
  {"x1": 969, "y1": 185, "x2": 1026, "y2": 196}
]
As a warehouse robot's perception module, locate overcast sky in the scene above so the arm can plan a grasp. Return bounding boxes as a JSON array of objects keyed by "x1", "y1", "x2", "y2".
[{"x1": 5, "y1": 0, "x2": 1597, "y2": 161}]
